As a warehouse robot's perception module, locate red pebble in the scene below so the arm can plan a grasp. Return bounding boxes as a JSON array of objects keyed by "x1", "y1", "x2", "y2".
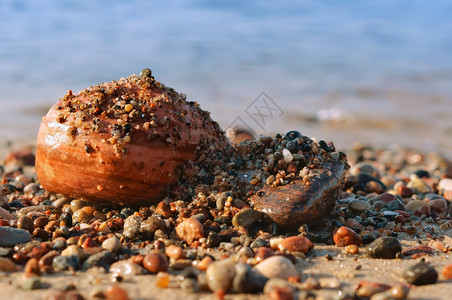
[
  {"x1": 0, "y1": 219, "x2": 10, "y2": 226},
  {"x1": 394, "y1": 215, "x2": 406, "y2": 225},
  {"x1": 82, "y1": 237, "x2": 98, "y2": 249},
  {"x1": 105, "y1": 286, "x2": 129, "y2": 300},
  {"x1": 396, "y1": 210, "x2": 410, "y2": 218},
  {"x1": 254, "y1": 247, "x2": 274, "y2": 262},
  {"x1": 28, "y1": 242, "x2": 52, "y2": 259},
  {"x1": 397, "y1": 185, "x2": 414, "y2": 198},
  {"x1": 376, "y1": 193, "x2": 397, "y2": 203},
  {"x1": 333, "y1": 226, "x2": 363, "y2": 247},
  {"x1": 414, "y1": 206, "x2": 430, "y2": 217}
]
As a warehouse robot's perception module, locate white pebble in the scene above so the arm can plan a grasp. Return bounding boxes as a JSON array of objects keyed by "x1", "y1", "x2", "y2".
[
  {"x1": 102, "y1": 235, "x2": 122, "y2": 252},
  {"x1": 283, "y1": 149, "x2": 293, "y2": 163},
  {"x1": 253, "y1": 256, "x2": 298, "y2": 279}
]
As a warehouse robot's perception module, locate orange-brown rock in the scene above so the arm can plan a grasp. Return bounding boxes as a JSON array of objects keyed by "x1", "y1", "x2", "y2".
[
  {"x1": 277, "y1": 236, "x2": 313, "y2": 253},
  {"x1": 442, "y1": 264, "x2": 452, "y2": 280},
  {"x1": 333, "y1": 226, "x2": 363, "y2": 247},
  {"x1": 175, "y1": 218, "x2": 204, "y2": 244},
  {"x1": 36, "y1": 69, "x2": 227, "y2": 206}
]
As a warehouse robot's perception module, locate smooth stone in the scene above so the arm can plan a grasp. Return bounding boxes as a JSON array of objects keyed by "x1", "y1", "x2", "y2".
[
  {"x1": 0, "y1": 227, "x2": 31, "y2": 247},
  {"x1": 277, "y1": 236, "x2": 313, "y2": 253},
  {"x1": 52, "y1": 197, "x2": 72, "y2": 208},
  {"x1": 61, "y1": 245, "x2": 86, "y2": 260},
  {"x1": 52, "y1": 255, "x2": 80, "y2": 271},
  {"x1": 428, "y1": 198, "x2": 448, "y2": 213},
  {"x1": 263, "y1": 278, "x2": 297, "y2": 296},
  {"x1": 142, "y1": 252, "x2": 169, "y2": 273},
  {"x1": 102, "y1": 236, "x2": 122, "y2": 252},
  {"x1": 407, "y1": 178, "x2": 432, "y2": 194},
  {"x1": 405, "y1": 200, "x2": 426, "y2": 214},
  {"x1": 350, "y1": 163, "x2": 378, "y2": 176},
  {"x1": 344, "y1": 218, "x2": 363, "y2": 229},
  {"x1": 402, "y1": 261, "x2": 438, "y2": 285},
  {"x1": 22, "y1": 277, "x2": 41, "y2": 290},
  {"x1": 206, "y1": 258, "x2": 236, "y2": 292},
  {"x1": 438, "y1": 178, "x2": 452, "y2": 193},
  {"x1": 82, "y1": 250, "x2": 115, "y2": 271},
  {"x1": 349, "y1": 199, "x2": 371, "y2": 212},
  {"x1": 366, "y1": 237, "x2": 401, "y2": 259},
  {"x1": 373, "y1": 193, "x2": 397, "y2": 204},
  {"x1": 0, "y1": 257, "x2": 19, "y2": 272},
  {"x1": 373, "y1": 201, "x2": 386, "y2": 211},
  {"x1": 0, "y1": 207, "x2": 14, "y2": 221},
  {"x1": 333, "y1": 226, "x2": 363, "y2": 247},
  {"x1": 232, "y1": 208, "x2": 265, "y2": 229},
  {"x1": 414, "y1": 169, "x2": 429, "y2": 178},
  {"x1": 402, "y1": 245, "x2": 433, "y2": 256},
  {"x1": 109, "y1": 259, "x2": 145, "y2": 277},
  {"x1": 17, "y1": 216, "x2": 34, "y2": 233},
  {"x1": 386, "y1": 199, "x2": 405, "y2": 211},
  {"x1": 165, "y1": 244, "x2": 185, "y2": 260},
  {"x1": 253, "y1": 256, "x2": 298, "y2": 279},
  {"x1": 382, "y1": 211, "x2": 399, "y2": 218},
  {"x1": 23, "y1": 183, "x2": 39, "y2": 194},
  {"x1": 355, "y1": 281, "x2": 391, "y2": 298},
  {"x1": 357, "y1": 173, "x2": 386, "y2": 190},
  {"x1": 105, "y1": 286, "x2": 129, "y2": 300},
  {"x1": 442, "y1": 264, "x2": 452, "y2": 280},
  {"x1": 232, "y1": 262, "x2": 268, "y2": 293},
  {"x1": 283, "y1": 148, "x2": 293, "y2": 163}
]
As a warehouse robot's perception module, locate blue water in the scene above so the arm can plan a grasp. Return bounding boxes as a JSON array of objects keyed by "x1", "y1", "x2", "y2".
[{"x1": 1, "y1": 0, "x2": 452, "y2": 156}]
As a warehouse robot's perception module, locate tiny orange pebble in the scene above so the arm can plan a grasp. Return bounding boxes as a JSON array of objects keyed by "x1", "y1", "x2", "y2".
[
  {"x1": 442, "y1": 264, "x2": 452, "y2": 280},
  {"x1": 155, "y1": 272, "x2": 170, "y2": 288},
  {"x1": 97, "y1": 185, "x2": 103, "y2": 191},
  {"x1": 345, "y1": 244, "x2": 359, "y2": 254}
]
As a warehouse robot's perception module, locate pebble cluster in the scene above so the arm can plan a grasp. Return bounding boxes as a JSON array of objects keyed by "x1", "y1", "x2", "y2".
[{"x1": 1, "y1": 140, "x2": 452, "y2": 299}]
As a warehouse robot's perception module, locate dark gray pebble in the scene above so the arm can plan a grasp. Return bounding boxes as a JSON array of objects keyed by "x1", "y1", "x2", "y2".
[
  {"x1": 53, "y1": 255, "x2": 80, "y2": 271},
  {"x1": 82, "y1": 251, "x2": 115, "y2": 271},
  {"x1": 250, "y1": 238, "x2": 269, "y2": 249},
  {"x1": 233, "y1": 262, "x2": 268, "y2": 293},
  {"x1": 386, "y1": 199, "x2": 405, "y2": 211},
  {"x1": 366, "y1": 237, "x2": 401, "y2": 259},
  {"x1": 402, "y1": 261, "x2": 438, "y2": 285}
]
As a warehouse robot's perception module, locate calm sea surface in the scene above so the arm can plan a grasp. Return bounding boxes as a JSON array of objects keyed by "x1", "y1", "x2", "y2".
[{"x1": 1, "y1": 0, "x2": 452, "y2": 157}]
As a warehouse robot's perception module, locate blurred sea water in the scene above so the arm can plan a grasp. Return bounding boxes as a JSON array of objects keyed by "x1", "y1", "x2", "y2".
[{"x1": 1, "y1": 0, "x2": 452, "y2": 157}]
